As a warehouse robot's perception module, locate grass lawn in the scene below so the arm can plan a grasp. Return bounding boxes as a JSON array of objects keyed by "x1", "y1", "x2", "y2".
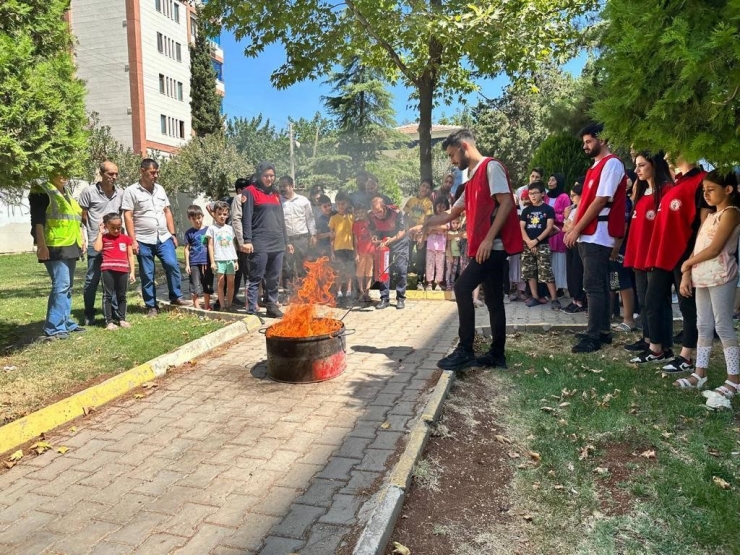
[
  {"x1": 392, "y1": 331, "x2": 740, "y2": 554},
  {"x1": 0, "y1": 252, "x2": 225, "y2": 425}
]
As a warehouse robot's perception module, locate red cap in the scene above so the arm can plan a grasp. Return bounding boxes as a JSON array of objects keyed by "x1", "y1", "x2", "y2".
[{"x1": 520, "y1": 189, "x2": 530, "y2": 201}]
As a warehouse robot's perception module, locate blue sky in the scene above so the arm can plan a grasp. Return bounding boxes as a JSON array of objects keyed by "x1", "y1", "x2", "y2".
[{"x1": 219, "y1": 34, "x2": 586, "y2": 131}]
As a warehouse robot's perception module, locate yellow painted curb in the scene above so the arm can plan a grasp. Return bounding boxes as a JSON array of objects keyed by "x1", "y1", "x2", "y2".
[
  {"x1": 0, "y1": 315, "x2": 261, "y2": 455},
  {"x1": 403, "y1": 290, "x2": 454, "y2": 301}
]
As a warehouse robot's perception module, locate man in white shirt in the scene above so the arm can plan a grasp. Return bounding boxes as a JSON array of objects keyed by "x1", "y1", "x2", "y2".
[
  {"x1": 279, "y1": 176, "x2": 316, "y2": 290},
  {"x1": 122, "y1": 159, "x2": 188, "y2": 316}
]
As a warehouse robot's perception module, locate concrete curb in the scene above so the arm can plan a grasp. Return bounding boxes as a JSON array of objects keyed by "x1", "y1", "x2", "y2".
[
  {"x1": 0, "y1": 315, "x2": 262, "y2": 456},
  {"x1": 353, "y1": 370, "x2": 455, "y2": 555}
]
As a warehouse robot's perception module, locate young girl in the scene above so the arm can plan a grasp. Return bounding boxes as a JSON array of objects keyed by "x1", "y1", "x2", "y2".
[
  {"x1": 425, "y1": 199, "x2": 449, "y2": 290},
  {"x1": 675, "y1": 171, "x2": 740, "y2": 410},
  {"x1": 94, "y1": 213, "x2": 135, "y2": 330},
  {"x1": 445, "y1": 218, "x2": 463, "y2": 290}
]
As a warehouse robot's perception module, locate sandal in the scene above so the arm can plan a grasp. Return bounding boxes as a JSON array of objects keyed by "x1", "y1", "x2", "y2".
[
  {"x1": 611, "y1": 322, "x2": 637, "y2": 332},
  {"x1": 702, "y1": 380, "x2": 740, "y2": 410},
  {"x1": 674, "y1": 372, "x2": 707, "y2": 390},
  {"x1": 525, "y1": 297, "x2": 541, "y2": 308}
]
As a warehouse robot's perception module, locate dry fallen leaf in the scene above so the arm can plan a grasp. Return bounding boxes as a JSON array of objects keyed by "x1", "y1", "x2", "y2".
[
  {"x1": 553, "y1": 484, "x2": 565, "y2": 490},
  {"x1": 495, "y1": 435, "x2": 512, "y2": 444},
  {"x1": 3, "y1": 461, "x2": 14, "y2": 469},
  {"x1": 529, "y1": 452, "x2": 541, "y2": 462},
  {"x1": 543, "y1": 367, "x2": 551, "y2": 375},
  {"x1": 540, "y1": 406, "x2": 555, "y2": 413},
  {"x1": 579, "y1": 444, "x2": 595, "y2": 461},
  {"x1": 522, "y1": 514, "x2": 533, "y2": 521},
  {"x1": 392, "y1": 541, "x2": 411, "y2": 555},
  {"x1": 82, "y1": 406, "x2": 96, "y2": 416},
  {"x1": 30, "y1": 441, "x2": 52, "y2": 455},
  {"x1": 557, "y1": 419, "x2": 568, "y2": 427},
  {"x1": 380, "y1": 422, "x2": 390, "y2": 429},
  {"x1": 56, "y1": 447, "x2": 70, "y2": 455},
  {"x1": 134, "y1": 394, "x2": 144, "y2": 399},
  {"x1": 70, "y1": 427, "x2": 78, "y2": 433},
  {"x1": 594, "y1": 467, "x2": 609, "y2": 475},
  {"x1": 559, "y1": 402, "x2": 571, "y2": 408},
  {"x1": 713, "y1": 476, "x2": 731, "y2": 490},
  {"x1": 507, "y1": 451, "x2": 521, "y2": 459},
  {"x1": 707, "y1": 448, "x2": 721, "y2": 458},
  {"x1": 639, "y1": 449, "x2": 656, "y2": 459},
  {"x1": 9, "y1": 450, "x2": 23, "y2": 462},
  {"x1": 141, "y1": 382, "x2": 158, "y2": 389}
]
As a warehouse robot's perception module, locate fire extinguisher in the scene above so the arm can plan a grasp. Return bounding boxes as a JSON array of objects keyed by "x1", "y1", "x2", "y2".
[{"x1": 374, "y1": 245, "x2": 390, "y2": 282}]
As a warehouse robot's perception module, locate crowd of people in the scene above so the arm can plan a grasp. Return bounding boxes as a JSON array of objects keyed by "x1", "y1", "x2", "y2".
[{"x1": 30, "y1": 125, "x2": 740, "y2": 410}]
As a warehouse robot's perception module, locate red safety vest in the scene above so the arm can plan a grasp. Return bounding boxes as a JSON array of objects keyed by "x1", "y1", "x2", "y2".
[
  {"x1": 465, "y1": 158, "x2": 522, "y2": 257},
  {"x1": 623, "y1": 186, "x2": 672, "y2": 271},
  {"x1": 644, "y1": 169, "x2": 707, "y2": 271},
  {"x1": 576, "y1": 154, "x2": 628, "y2": 238}
]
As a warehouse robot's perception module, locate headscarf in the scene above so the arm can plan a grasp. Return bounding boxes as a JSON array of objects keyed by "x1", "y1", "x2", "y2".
[
  {"x1": 256, "y1": 161, "x2": 277, "y2": 192},
  {"x1": 547, "y1": 173, "x2": 566, "y2": 199}
]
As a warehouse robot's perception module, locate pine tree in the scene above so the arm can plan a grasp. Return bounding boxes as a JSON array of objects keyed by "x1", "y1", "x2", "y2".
[
  {"x1": 0, "y1": 0, "x2": 88, "y2": 199},
  {"x1": 189, "y1": 11, "x2": 223, "y2": 137}
]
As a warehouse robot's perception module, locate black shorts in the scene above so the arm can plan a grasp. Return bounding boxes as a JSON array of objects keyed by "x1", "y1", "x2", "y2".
[{"x1": 189, "y1": 264, "x2": 214, "y2": 295}]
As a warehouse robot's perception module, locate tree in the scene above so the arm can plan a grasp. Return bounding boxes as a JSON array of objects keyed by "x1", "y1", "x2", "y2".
[
  {"x1": 190, "y1": 10, "x2": 223, "y2": 137},
  {"x1": 83, "y1": 113, "x2": 142, "y2": 188},
  {"x1": 0, "y1": 0, "x2": 88, "y2": 200},
  {"x1": 203, "y1": 0, "x2": 597, "y2": 180},
  {"x1": 323, "y1": 57, "x2": 401, "y2": 176},
  {"x1": 226, "y1": 115, "x2": 288, "y2": 172},
  {"x1": 593, "y1": 0, "x2": 740, "y2": 169},
  {"x1": 529, "y1": 133, "x2": 590, "y2": 191}
]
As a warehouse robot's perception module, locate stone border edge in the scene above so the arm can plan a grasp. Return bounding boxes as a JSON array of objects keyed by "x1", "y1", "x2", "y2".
[
  {"x1": 353, "y1": 369, "x2": 455, "y2": 555},
  {"x1": 0, "y1": 314, "x2": 262, "y2": 456}
]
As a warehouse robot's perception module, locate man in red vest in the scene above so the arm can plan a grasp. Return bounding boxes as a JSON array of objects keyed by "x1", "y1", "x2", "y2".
[
  {"x1": 564, "y1": 123, "x2": 628, "y2": 353},
  {"x1": 423, "y1": 129, "x2": 522, "y2": 371}
]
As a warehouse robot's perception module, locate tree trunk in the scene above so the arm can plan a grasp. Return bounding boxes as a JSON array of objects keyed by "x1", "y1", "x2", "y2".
[{"x1": 418, "y1": 77, "x2": 434, "y2": 181}]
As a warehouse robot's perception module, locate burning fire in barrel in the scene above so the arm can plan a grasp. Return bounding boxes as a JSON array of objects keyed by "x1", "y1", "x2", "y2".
[{"x1": 264, "y1": 258, "x2": 349, "y2": 383}]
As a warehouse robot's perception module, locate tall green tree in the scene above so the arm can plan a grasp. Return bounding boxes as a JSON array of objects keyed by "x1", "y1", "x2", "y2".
[
  {"x1": 190, "y1": 10, "x2": 223, "y2": 137},
  {"x1": 83, "y1": 113, "x2": 142, "y2": 188},
  {"x1": 323, "y1": 58, "x2": 400, "y2": 176},
  {"x1": 226, "y1": 115, "x2": 288, "y2": 172},
  {"x1": 203, "y1": 0, "x2": 597, "y2": 181},
  {"x1": 593, "y1": 0, "x2": 740, "y2": 168},
  {"x1": 0, "y1": 0, "x2": 88, "y2": 199}
]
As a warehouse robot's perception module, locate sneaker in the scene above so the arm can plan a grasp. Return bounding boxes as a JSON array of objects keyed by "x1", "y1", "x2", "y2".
[
  {"x1": 630, "y1": 350, "x2": 670, "y2": 364},
  {"x1": 575, "y1": 332, "x2": 612, "y2": 345},
  {"x1": 70, "y1": 326, "x2": 86, "y2": 333},
  {"x1": 170, "y1": 298, "x2": 192, "y2": 306},
  {"x1": 662, "y1": 356, "x2": 694, "y2": 373},
  {"x1": 266, "y1": 304, "x2": 284, "y2": 318},
  {"x1": 572, "y1": 337, "x2": 600, "y2": 353},
  {"x1": 119, "y1": 320, "x2": 131, "y2": 328},
  {"x1": 146, "y1": 307, "x2": 159, "y2": 318},
  {"x1": 437, "y1": 345, "x2": 476, "y2": 371},
  {"x1": 624, "y1": 339, "x2": 649, "y2": 352},
  {"x1": 561, "y1": 302, "x2": 577, "y2": 313},
  {"x1": 231, "y1": 297, "x2": 245, "y2": 307},
  {"x1": 475, "y1": 351, "x2": 507, "y2": 369},
  {"x1": 425, "y1": 285, "x2": 432, "y2": 292},
  {"x1": 396, "y1": 299, "x2": 405, "y2": 310},
  {"x1": 551, "y1": 300, "x2": 562, "y2": 310},
  {"x1": 83, "y1": 317, "x2": 96, "y2": 326},
  {"x1": 105, "y1": 323, "x2": 118, "y2": 331},
  {"x1": 525, "y1": 297, "x2": 541, "y2": 308},
  {"x1": 375, "y1": 299, "x2": 390, "y2": 310},
  {"x1": 38, "y1": 333, "x2": 70, "y2": 342}
]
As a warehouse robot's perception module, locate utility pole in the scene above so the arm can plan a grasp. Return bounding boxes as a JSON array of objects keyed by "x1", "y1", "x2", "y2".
[{"x1": 289, "y1": 122, "x2": 295, "y2": 183}]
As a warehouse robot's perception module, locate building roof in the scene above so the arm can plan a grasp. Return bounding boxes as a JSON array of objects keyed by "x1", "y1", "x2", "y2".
[{"x1": 395, "y1": 124, "x2": 462, "y2": 141}]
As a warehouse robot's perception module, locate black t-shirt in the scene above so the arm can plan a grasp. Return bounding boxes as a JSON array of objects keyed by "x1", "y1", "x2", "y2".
[{"x1": 520, "y1": 203, "x2": 555, "y2": 241}]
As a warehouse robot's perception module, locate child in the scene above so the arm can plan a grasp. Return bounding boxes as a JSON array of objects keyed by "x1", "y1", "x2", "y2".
[
  {"x1": 314, "y1": 195, "x2": 335, "y2": 258},
  {"x1": 675, "y1": 171, "x2": 740, "y2": 409},
  {"x1": 353, "y1": 204, "x2": 374, "y2": 303},
  {"x1": 425, "y1": 199, "x2": 449, "y2": 290},
  {"x1": 404, "y1": 179, "x2": 434, "y2": 282},
  {"x1": 93, "y1": 213, "x2": 135, "y2": 330},
  {"x1": 445, "y1": 218, "x2": 463, "y2": 290},
  {"x1": 329, "y1": 194, "x2": 355, "y2": 306},
  {"x1": 520, "y1": 181, "x2": 558, "y2": 309},
  {"x1": 207, "y1": 201, "x2": 239, "y2": 312},
  {"x1": 184, "y1": 205, "x2": 213, "y2": 310},
  {"x1": 562, "y1": 183, "x2": 586, "y2": 313}
]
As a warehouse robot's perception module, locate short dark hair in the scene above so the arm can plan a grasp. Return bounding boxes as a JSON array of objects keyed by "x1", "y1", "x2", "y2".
[
  {"x1": 575, "y1": 176, "x2": 586, "y2": 186},
  {"x1": 278, "y1": 175, "x2": 294, "y2": 186},
  {"x1": 318, "y1": 195, "x2": 332, "y2": 205},
  {"x1": 102, "y1": 212, "x2": 122, "y2": 224},
  {"x1": 441, "y1": 129, "x2": 476, "y2": 150},
  {"x1": 579, "y1": 122, "x2": 604, "y2": 139},
  {"x1": 187, "y1": 204, "x2": 203, "y2": 218},
  {"x1": 335, "y1": 191, "x2": 350, "y2": 204},
  {"x1": 571, "y1": 184, "x2": 583, "y2": 196},
  {"x1": 530, "y1": 167, "x2": 544, "y2": 178},
  {"x1": 141, "y1": 158, "x2": 159, "y2": 170},
  {"x1": 434, "y1": 198, "x2": 450, "y2": 210},
  {"x1": 528, "y1": 181, "x2": 546, "y2": 194},
  {"x1": 212, "y1": 200, "x2": 230, "y2": 213},
  {"x1": 235, "y1": 177, "x2": 250, "y2": 192}
]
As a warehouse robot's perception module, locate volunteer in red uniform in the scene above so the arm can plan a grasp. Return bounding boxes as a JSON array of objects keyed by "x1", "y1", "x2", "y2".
[
  {"x1": 564, "y1": 123, "x2": 628, "y2": 353},
  {"x1": 423, "y1": 129, "x2": 522, "y2": 371},
  {"x1": 622, "y1": 152, "x2": 674, "y2": 354},
  {"x1": 631, "y1": 156, "x2": 710, "y2": 370},
  {"x1": 368, "y1": 197, "x2": 409, "y2": 310}
]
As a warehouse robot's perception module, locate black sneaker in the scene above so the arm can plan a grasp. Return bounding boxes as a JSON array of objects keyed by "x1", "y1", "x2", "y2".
[
  {"x1": 575, "y1": 332, "x2": 612, "y2": 344},
  {"x1": 376, "y1": 299, "x2": 390, "y2": 310},
  {"x1": 83, "y1": 317, "x2": 95, "y2": 326},
  {"x1": 475, "y1": 351, "x2": 507, "y2": 369},
  {"x1": 561, "y1": 302, "x2": 578, "y2": 313},
  {"x1": 266, "y1": 304, "x2": 284, "y2": 318},
  {"x1": 630, "y1": 350, "x2": 670, "y2": 364},
  {"x1": 396, "y1": 299, "x2": 405, "y2": 310},
  {"x1": 572, "y1": 337, "x2": 600, "y2": 353},
  {"x1": 232, "y1": 297, "x2": 245, "y2": 307},
  {"x1": 437, "y1": 345, "x2": 476, "y2": 370},
  {"x1": 624, "y1": 339, "x2": 649, "y2": 352},
  {"x1": 662, "y1": 356, "x2": 694, "y2": 373}
]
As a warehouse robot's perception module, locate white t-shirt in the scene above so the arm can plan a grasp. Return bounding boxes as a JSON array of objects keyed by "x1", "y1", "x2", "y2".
[
  {"x1": 578, "y1": 157, "x2": 624, "y2": 248},
  {"x1": 453, "y1": 159, "x2": 510, "y2": 251},
  {"x1": 207, "y1": 223, "x2": 238, "y2": 262}
]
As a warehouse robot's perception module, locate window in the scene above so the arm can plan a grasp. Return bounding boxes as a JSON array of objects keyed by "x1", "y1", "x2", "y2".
[
  {"x1": 155, "y1": 0, "x2": 161, "y2": 12},
  {"x1": 175, "y1": 42, "x2": 182, "y2": 62},
  {"x1": 177, "y1": 82, "x2": 183, "y2": 101},
  {"x1": 160, "y1": 115, "x2": 167, "y2": 134},
  {"x1": 157, "y1": 32, "x2": 163, "y2": 53},
  {"x1": 212, "y1": 60, "x2": 223, "y2": 81},
  {"x1": 158, "y1": 74, "x2": 164, "y2": 94},
  {"x1": 174, "y1": 3, "x2": 179, "y2": 23},
  {"x1": 179, "y1": 121, "x2": 185, "y2": 139},
  {"x1": 190, "y1": 15, "x2": 197, "y2": 41}
]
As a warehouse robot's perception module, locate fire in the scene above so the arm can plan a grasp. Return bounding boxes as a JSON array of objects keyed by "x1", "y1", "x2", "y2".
[{"x1": 265, "y1": 257, "x2": 342, "y2": 338}]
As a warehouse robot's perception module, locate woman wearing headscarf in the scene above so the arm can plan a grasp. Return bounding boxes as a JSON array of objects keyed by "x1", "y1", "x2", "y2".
[
  {"x1": 546, "y1": 173, "x2": 570, "y2": 298},
  {"x1": 241, "y1": 162, "x2": 293, "y2": 318}
]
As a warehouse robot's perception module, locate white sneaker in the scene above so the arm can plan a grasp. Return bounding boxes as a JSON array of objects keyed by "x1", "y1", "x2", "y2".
[{"x1": 105, "y1": 323, "x2": 118, "y2": 331}]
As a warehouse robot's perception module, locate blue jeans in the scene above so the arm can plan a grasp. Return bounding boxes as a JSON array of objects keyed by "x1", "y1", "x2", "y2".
[
  {"x1": 246, "y1": 251, "x2": 284, "y2": 312},
  {"x1": 137, "y1": 238, "x2": 183, "y2": 308},
  {"x1": 378, "y1": 246, "x2": 408, "y2": 301},
  {"x1": 44, "y1": 259, "x2": 80, "y2": 336}
]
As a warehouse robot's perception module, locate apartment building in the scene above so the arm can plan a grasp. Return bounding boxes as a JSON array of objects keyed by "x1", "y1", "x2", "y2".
[{"x1": 68, "y1": 0, "x2": 225, "y2": 156}]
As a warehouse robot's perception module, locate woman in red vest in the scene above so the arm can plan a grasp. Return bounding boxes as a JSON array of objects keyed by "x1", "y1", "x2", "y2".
[
  {"x1": 630, "y1": 156, "x2": 710, "y2": 371},
  {"x1": 623, "y1": 152, "x2": 673, "y2": 354}
]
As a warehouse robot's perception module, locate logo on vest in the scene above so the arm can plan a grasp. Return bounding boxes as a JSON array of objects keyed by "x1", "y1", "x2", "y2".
[
  {"x1": 669, "y1": 199, "x2": 682, "y2": 212},
  {"x1": 646, "y1": 210, "x2": 656, "y2": 220}
]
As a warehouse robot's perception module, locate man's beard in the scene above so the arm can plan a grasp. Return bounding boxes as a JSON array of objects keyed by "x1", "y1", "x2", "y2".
[{"x1": 586, "y1": 143, "x2": 602, "y2": 159}]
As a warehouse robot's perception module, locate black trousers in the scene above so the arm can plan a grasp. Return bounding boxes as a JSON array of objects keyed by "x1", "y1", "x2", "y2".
[
  {"x1": 454, "y1": 250, "x2": 507, "y2": 355},
  {"x1": 579, "y1": 242, "x2": 611, "y2": 340},
  {"x1": 102, "y1": 270, "x2": 129, "y2": 324},
  {"x1": 566, "y1": 246, "x2": 585, "y2": 303},
  {"x1": 645, "y1": 264, "x2": 697, "y2": 349},
  {"x1": 635, "y1": 269, "x2": 671, "y2": 345}
]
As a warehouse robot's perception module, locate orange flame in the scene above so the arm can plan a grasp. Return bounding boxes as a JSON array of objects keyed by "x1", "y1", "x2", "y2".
[{"x1": 265, "y1": 257, "x2": 342, "y2": 338}]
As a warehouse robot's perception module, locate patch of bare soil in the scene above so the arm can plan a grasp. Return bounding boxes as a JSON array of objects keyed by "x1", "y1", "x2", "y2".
[
  {"x1": 596, "y1": 442, "x2": 658, "y2": 516},
  {"x1": 387, "y1": 372, "x2": 527, "y2": 555}
]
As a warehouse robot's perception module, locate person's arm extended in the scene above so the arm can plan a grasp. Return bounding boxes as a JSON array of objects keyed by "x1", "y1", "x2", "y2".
[
  {"x1": 207, "y1": 235, "x2": 216, "y2": 268},
  {"x1": 123, "y1": 210, "x2": 138, "y2": 254},
  {"x1": 241, "y1": 191, "x2": 254, "y2": 253},
  {"x1": 422, "y1": 205, "x2": 463, "y2": 231},
  {"x1": 231, "y1": 195, "x2": 244, "y2": 247},
  {"x1": 184, "y1": 241, "x2": 191, "y2": 274},
  {"x1": 93, "y1": 223, "x2": 104, "y2": 252},
  {"x1": 127, "y1": 243, "x2": 136, "y2": 283},
  {"x1": 564, "y1": 196, "x2": 609, "y2": 247},
  {"x1": 164, "y1": 206, "x2": 178, "y2": 247},
  {"x1": 476, "y1": 193, "x2": 514, "y2": 263}
]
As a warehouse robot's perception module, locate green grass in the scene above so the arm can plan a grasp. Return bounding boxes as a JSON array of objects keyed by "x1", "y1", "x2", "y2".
[
  {"x1": 0, "y1": 253, "x2": 224, "y2": 424},
  {"x1": 488, "y1": 331, "x2": 740, "y2": 554}
]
